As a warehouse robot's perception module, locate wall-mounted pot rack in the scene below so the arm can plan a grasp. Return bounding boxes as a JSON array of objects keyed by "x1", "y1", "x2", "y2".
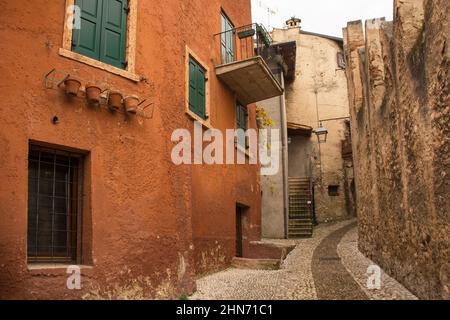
[{"x1": 43, "y1": 68, "x2": 155, "y2": 119}]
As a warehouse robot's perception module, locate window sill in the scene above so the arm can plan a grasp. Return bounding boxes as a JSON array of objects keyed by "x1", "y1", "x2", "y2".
[
  {"x1": 27, "y1": 264, "x2": 93, "y2": 271},
  {"x1": 58, "y1": 48, "x2": 140, "y2": 82},
  {"x1": 185, "y1": 110, "x2": 213, "y2": 130}
]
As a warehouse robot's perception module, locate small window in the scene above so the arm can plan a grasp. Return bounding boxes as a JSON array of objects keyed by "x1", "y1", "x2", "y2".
[
  {"x1": 188, "y1": 57, "x2": 207, "y2": 119},
  {"x1": 337, "y1": 52, "x2": 346, "y2": 69},
  {"x1": 72, "y1": 0, "x2": 128, "y2": 69},
  {"x1": 221, "y1": 12, "x2": 235, "y2": 64},
  {"x1": 27, "y1": 145, "x2": 83, "y2": 263},
  {"x1": 328, "y1": 185, "x2": 340, "y2": 197},
  {"x1": 236, "y1": 102, "x2": 248, "y2": 148}
]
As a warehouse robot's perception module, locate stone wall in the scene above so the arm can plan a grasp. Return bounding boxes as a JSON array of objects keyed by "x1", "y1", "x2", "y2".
[{"x1": 343, "y1": 0, "x2": 449, "y2": 300}]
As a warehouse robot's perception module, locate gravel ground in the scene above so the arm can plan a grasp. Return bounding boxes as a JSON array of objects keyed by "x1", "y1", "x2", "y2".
[
  {"x1": 337, "y1": 226, "x2": 418, "y2": 300},
  {"x1": 191, "y1": 220, "x2": 356, "y2": 300},
  {"x1": 191, "y1": 219, "x2": 417, "y2": 300}
]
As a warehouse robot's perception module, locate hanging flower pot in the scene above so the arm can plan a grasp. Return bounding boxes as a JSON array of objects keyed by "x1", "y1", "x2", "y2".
[
  {"x1": 85, "y1": 84, "x2": 102, "y2": 105},
  {"x1": 64, "y1": 78, "x2": 81, "y2": 97},
  {"x1": 123, "y1": 95, "x2": 140, "y2": 114},
  {"x1": 107, "y1": 91, "x2": 123, "y2": 111}
]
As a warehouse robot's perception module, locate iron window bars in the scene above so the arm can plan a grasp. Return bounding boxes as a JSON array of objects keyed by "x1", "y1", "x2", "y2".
[{"x1": 27, "y1": 145, "x2": 83, "y2": 263}]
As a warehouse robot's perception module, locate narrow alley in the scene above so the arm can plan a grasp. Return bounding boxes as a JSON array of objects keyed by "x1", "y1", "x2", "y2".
[
  {"x1": 192, "y1": 220, "x2": 417, "y2": 300},
  {"x1": 0, "y1": 0, "x2": 448, "y2": 304}
]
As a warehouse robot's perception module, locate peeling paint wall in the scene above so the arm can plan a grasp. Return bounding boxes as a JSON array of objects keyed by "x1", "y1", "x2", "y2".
[{"x1": 343, "y1": 0, "x2": 449, "y2": 300}]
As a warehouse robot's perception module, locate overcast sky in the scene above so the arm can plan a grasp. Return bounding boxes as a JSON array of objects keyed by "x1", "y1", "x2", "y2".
[{"x1": 251, "y1": 0, "x2": 393, "y2": 37}]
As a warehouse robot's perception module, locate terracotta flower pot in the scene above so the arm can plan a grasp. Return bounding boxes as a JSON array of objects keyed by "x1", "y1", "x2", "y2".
[
  {"x1": 123, "y1": 95, "x2": 140, "y2": 114},
  {"x1": 107, "y1": 91, "x2": 123, "y2": 111},
  {"x1": 85, "y1": 85, "x2": 102, "y2": 105},
  {"x1": 64, "y1": 78, "x2": 81, "y2": 97}
]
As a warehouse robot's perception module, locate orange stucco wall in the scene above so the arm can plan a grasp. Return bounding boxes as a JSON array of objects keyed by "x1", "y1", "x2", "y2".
[{"x1": 0, "y1": 0, "x2": 259, "y2": 299}]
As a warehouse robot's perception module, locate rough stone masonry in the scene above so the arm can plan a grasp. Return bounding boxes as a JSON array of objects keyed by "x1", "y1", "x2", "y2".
[{"x1": 343, "y1": 0, "x2": 449, "y2": 300}]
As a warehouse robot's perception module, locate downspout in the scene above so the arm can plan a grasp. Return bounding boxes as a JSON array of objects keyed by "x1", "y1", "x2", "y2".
[{"x1": 279, "y1": 72, "x2": 289, "y2": 239}]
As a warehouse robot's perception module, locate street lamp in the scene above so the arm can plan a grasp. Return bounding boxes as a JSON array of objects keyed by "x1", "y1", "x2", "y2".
[{"x1": 314, "y1": 123, "x2": 328, "y2": 143}]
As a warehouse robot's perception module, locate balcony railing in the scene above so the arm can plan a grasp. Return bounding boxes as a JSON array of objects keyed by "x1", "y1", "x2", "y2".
[
  {"x1": 342, "y1": 138, "x2": 353, "y2": 159},
  {"x1": 213, "y1": 23, "x2": 283, "y2": 105},
  {"x1": 214, "y1": 23, "x2": 273, "y2": 66}
]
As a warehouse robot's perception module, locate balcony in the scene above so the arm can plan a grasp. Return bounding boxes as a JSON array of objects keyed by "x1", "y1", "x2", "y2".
[
  {"x1": 342, "y1": 137, "x2": 353, "y2": 159},
  {"x1": 214, "y1": 24, "x2": 283, "y2": 106}
]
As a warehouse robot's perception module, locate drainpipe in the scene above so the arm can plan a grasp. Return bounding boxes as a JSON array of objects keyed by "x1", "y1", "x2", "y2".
[
  {"x1": 279, "y1": 72, "x2": 289, "y2": 239},
  {"x1": 314, "y1": 90, "x2": 323, "y2": 183}
]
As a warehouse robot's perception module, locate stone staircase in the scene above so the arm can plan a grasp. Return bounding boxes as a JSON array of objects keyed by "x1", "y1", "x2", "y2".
[{"x1": 288, "y1": 177, "x2": 314, "y2": 238}]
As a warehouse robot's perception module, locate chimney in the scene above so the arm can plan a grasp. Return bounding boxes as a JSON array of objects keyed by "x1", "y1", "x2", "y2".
[{"x1": 286, "y1": 17, "x2": 301, "y2": 29}]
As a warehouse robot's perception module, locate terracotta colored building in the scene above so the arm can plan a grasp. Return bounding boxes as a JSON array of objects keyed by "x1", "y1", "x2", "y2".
[{"x1": 0, "y1": 0, "x2": 283, "y2": 299}]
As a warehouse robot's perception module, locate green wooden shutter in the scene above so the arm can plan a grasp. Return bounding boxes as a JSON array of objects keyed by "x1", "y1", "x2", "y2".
[
  {"x1": 189, "y1": 58, "x2": 206, "y2": 119},
  {"x1": 236, "y1": 103, "x2": 247, "y2": 130},
  {"x1": 72, "y1": 0, "x2": 103, "y2": 60},
  {"x1": 100, "y1": 0, "x2": 127, "y2": 69},
  {"x1": 73, "y1": 0, "x2": 127, "y2": 69},
  {"x1": 196, "y1": 66, "x2": 206, "y2": 119},
  {"x1": 236, "y1": 103, "x2": 247, "y2": 147},
  {"x1": 189, "y1": 59, "x2": 198, "y2": 115}
]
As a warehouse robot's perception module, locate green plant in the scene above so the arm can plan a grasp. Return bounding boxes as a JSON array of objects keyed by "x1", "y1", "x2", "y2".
[{"x1": 179, "y1": 294, "x2": 189, "y2": 300}]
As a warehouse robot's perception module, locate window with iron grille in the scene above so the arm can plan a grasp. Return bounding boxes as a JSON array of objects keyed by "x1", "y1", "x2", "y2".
[{"x1": 27, "y1": 145, "x2": 83, "y2": 263}]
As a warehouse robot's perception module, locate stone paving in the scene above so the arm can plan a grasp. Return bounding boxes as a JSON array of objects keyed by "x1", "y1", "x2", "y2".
[
  {"x1": 337, "y1": 226, "x2": 418, "y2": 300},
  {"x1": 312, "y1": 221, "x2": 368, "y2": 299},
  {"x1": 191, "y1": 219, "x2": 417, "y2": 300}
]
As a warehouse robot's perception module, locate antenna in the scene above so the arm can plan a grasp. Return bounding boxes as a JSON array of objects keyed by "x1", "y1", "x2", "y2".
[{"x1": 256, "y1": 0, "x2": 278, "y2": 30}]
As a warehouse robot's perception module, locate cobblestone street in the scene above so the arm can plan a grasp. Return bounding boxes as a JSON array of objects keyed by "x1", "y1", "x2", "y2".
[{"x1": 192, "y1": 219, "x2": 417, "y2": 300}]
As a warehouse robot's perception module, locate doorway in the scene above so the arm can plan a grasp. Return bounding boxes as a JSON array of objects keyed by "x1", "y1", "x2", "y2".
[{"x1": 236, "y1": 205, "x2": 244, "y2": 257}]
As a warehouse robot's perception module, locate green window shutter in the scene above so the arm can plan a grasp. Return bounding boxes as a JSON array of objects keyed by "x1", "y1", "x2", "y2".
[
  {"x1": 72, "y1": 0, "x2": 103, "y2": 60},
  {"x1": 189, "y1": 58, "x2": 206, "y2": 119},
  {"x1": 100, "y1": 0, "x2": 128, "y2": 69},
  {"x1": 196, "y1": 66, "x2": 206, "y2": 119},
  {"x1": 72, "y1": 0, "x2": 127, "y2": 69},
  {"x1": 236, "y1": 103, "x2": 247, "y2": 130},
  {"x1": 236, "y1": 103, "x2": 247, "y2": 147},
  {"x1": 189, "y1": 59, "x2": 198, "y2": 114}
]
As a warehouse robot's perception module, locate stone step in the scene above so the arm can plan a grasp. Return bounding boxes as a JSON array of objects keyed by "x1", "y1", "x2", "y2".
[
  {"x1": 231, "y1": 257, "x2": 281, "y2": 270},
  {"x1": 288, "y1": 178, "x2": 310, "y2": 181},
  {"x1": 289, "y1": 218, "x2": 313, "y2": 223},
  {"x1": 289, "y1": 229, "x2": 313, "y2": 235},
  {"x1": 289, "y1": 222, "x2": 313, "y2": 228},
  {"x1": 289, "y1": 225, "x2": 312, "y2": 230},
  {"x1": 289, "y1": 233, "x2": 313, "y2": 239},
  {"x1": 289, "y1": 230, "x2": 313, "y2": 235}
]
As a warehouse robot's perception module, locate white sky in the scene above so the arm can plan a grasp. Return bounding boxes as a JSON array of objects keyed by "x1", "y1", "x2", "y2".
[{"x1": 251, "y1": 0, "x2": 393, "y2": 37}]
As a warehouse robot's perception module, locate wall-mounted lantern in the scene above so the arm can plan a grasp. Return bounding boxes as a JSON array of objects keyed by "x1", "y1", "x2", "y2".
[{"x1": 314, "y1": 123, "x2": 328, "y2": 143}]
